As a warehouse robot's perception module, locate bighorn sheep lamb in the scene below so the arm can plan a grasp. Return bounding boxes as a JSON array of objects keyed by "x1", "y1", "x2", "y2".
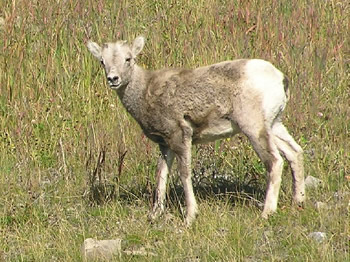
[{"x1": 87, "y1": 36, "x2": 305, "y2": 225}]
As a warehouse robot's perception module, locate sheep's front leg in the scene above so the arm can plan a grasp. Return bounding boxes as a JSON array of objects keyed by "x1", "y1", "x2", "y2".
[
  {"x1": 176, "y1": 140, "x2": 198, "y2": 226},
  {"x1": 149, "y1": 145, "x2": 174, "y2": 221}
]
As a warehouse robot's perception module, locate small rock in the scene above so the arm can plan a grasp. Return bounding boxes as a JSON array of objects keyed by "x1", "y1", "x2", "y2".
[
  {"x1": 315, "y1": 201, "x2": 329, "y2": 211},
  {"x1": 334, "y1": 191, "x2": 350, "y2": 208},
  {"x1": 81, "y1": 238, "x2": 122, "y2": 261},
  {"x1": 333, "y1": 191, "x2": 349, "y2": 201},
  {"x1": 305, "y1": 176, "x2": 323, "y2": 189},
  {"x1": 263, "y1": 230, "x2": 273, "y2": 239},
  {"x1": 123, "y1": 247, "x2": 157, "y2": 257},
  {"x1": 263, "y1": 230, "x2": 273, "y2": 244},
  {"x1": 308, "y1": 232, "x2": 327, "y2": 243}
]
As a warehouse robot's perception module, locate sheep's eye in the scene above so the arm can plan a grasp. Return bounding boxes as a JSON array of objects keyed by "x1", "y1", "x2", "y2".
[
  {"x1": 100, "y1": 60, "x2": 105, "y2": 66},
  {"x1": 125, "y1": 58, "x2": 131, "y2": 63}
]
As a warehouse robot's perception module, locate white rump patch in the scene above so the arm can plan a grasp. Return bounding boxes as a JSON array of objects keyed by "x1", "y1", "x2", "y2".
[{"x1": 244, "y1": 59, "x2": 287, "y2": 123}]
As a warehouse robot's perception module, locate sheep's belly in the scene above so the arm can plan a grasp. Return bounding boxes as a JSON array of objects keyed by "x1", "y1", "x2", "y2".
[{"x1": 193, "y1": 119, "x2": 240, "y2": 144}]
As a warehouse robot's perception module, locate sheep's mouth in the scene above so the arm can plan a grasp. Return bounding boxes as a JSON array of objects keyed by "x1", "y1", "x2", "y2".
[{"x1": 109, "y1": 83, "x2": 121, "y2": 89}]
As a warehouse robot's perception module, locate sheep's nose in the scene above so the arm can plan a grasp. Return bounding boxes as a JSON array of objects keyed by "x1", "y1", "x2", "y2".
[{"x1": 107, "y1": 76, "x2": 119, "y2": 83}]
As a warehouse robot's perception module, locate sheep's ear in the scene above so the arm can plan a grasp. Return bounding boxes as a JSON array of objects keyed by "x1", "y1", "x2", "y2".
[
  {"x1": 87, "y1": 41, "x2": 102, "y2": 60},
  {"x1": 132, "y1": 36, "x2": 145, "y2": 57}
]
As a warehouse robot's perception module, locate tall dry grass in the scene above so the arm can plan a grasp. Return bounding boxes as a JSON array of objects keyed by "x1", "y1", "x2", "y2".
[{"x1": 0, "y1": 0, "x2": 349, "y2": 260}]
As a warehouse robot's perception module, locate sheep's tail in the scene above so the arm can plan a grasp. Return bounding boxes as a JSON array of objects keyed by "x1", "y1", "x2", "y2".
[{"x1": 283, "y1": 75, "x2": 290, "y2": 102}]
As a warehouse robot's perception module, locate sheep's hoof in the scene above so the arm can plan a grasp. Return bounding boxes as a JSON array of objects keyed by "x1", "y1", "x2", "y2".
[
  {"x1": 293, "y1": 193, "x2": 306, "y2": 206},
  {"x1": 261, "y1": 212, "x2": 269, "y2": 219},
  {"x1": 184, "y1": 216, "x2": 195, "y2": 227},
  {"x1": 184, "y1": 211, "x2": 198, "y2": 227},
  {"x1": 148, "y1": 208, "x2": 164, "y2": 223},
  {"x1": 261, "y1": 209, "x2": 275, "y2": 219}
]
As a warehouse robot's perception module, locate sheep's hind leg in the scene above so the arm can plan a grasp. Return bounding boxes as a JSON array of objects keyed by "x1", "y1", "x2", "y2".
[
  {"x1": 272, "y1": 122, "x2": 305, "y2": 205},
  {"x1": 149, "y1": 145, "x2": 174, "y2": 221},
  {"x1": 244, "y1": 126, "x2": 284, "y2": 218}
]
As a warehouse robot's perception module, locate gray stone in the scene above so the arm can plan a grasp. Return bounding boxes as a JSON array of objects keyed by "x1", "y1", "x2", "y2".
[
  {"x1": 333, "y1": 191, "x2": 350, "y2": 201},
  {"x1": 81, "y1": 238, "x2": 122, "y2": 261},
  {"x1": 305, "y1": 176, "x2": 323, "y2": 189},
  {"x1": 123, "y1": 247, "x2": 157, "y2": 257},
  {"x1": 315, "y1": 201, "x2": 329, "y2": 211},
  {"x1": 308, "y1": 232, "x2": 327, "y2": 243}
]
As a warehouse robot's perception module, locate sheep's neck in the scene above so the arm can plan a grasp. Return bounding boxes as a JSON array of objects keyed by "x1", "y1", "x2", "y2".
[{"x1": 116, "y1": 65, "x2": 148, "y2": 121}]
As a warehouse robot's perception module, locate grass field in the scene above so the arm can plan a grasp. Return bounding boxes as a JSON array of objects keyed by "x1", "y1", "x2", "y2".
[{"x1": 1, "y1": 0, "x2": 349, "y2": 261}]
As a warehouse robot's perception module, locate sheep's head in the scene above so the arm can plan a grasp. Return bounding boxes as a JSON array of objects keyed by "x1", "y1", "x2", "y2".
[{"x1": 87, "y1": 36, "x2": 145, "y2": 90}]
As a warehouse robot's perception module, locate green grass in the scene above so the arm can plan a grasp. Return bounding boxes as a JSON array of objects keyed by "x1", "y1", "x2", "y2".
[{"x1": 1, "y1": 0, "x2": 349, "y2": 261}]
